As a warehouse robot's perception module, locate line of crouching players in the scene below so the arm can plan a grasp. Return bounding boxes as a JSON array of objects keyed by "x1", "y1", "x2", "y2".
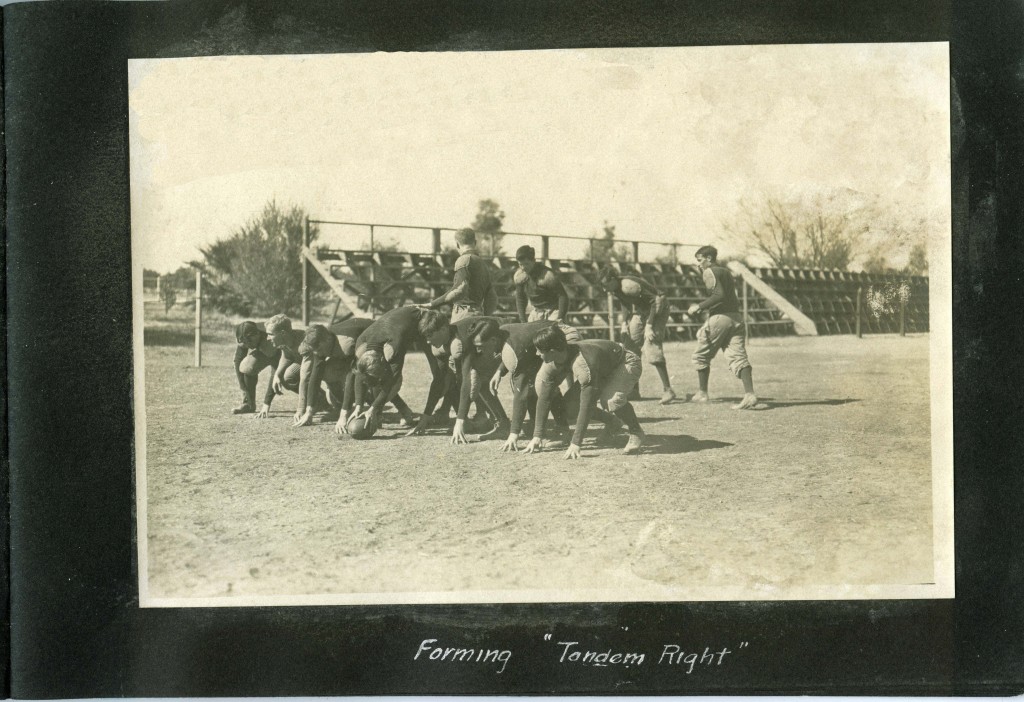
[{"x1": 231, "y1": 228, "x2": 758, "y2": 459}]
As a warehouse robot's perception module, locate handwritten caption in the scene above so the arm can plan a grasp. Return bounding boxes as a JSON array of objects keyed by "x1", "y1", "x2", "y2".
[{"x1": 413, "y1": 634, "x2": 750, "y2": 675}]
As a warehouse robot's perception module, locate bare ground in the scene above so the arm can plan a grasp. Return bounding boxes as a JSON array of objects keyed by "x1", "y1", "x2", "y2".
[{"x1": 141, "y1": 332, "x2": 935, "y2": 601}]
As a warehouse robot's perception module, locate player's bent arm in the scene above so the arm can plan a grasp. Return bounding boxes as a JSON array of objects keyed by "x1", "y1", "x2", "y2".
[
  {"x1": 489, "y1": 362, "x2": 507, "y2": 395},
  {"x1": 429, "y1": 279, "x2": 467, "y2": 308},
  {"x1": 451, "y1": 353, "x2": 475, "y2": 445},
  {"x1": 509, "y1": 374, "x2": 532, "y2": 436},
  {"x1": 296, "y1": 355, "x2": 314, "y2": 416},
  {"x1": 557, "y1": 287, "x2": 569, "y2": 321},
  {"x1": 515, "y1": 285, "x2": 529, "y2": 323},
  {"x1": 484, "y1": 284, "x2": 499, "y2": 316},
  {"x1": 568, "y1": 384, "x2": 599, "y2": 453}
]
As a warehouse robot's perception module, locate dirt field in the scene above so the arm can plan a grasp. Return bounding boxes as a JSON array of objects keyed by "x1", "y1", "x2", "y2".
[{"x1": 141, "y1": 322, "x2": 936, "y2": 602}]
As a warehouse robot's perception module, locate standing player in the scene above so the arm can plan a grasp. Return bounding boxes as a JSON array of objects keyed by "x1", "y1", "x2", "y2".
[
  {"x1": 424, "y1": 228, "x2": 498, "y2": 322},
  {"x1": 525, "y1": 325, "x2": 645, "y2": 459},
  {"x1": 345, "y1": 306, "x2": 448, "y2": 434},
  {"x1": 686, "y1": 245, "x2": 758, "y2": 410},
  {"x1": 258, "y1": 314, "x2": 309, "y2": 419},
  {"x1": 599, "y1": 266, "x2": 678, "y2": 404},
  {"x1": 231, "y1": 320, "x2": 281, "y2": 415},
  {"x1": 484, "y1": 319, "x2": 577, "y2": 452},
  {"x1": 292, "y1": 317, "x2": 374, "y2": 427},
  {"x1": 513, "y1": 245, "x2": 569, "y2": 322}
]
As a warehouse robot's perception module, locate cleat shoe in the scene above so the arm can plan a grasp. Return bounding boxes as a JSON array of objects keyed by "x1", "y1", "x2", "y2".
[
  {"x1": 690, "y1": 391, "x2": 710, "y2": 403},
  {"x1": 478, "y1": 422, "x2": 510, "y2": 441},
  {"x1": 232, "y1": 403, "x2": 256, "y2": 415},
  {"x1": 732, "y1": 393, "x2": 759, "y2": 410},
  {"x1": 622, "y1": 429, "x2": 645, "y2": 455},
  {"x1": 659, "y1": 388, "x2": 677, "y2": 405}
]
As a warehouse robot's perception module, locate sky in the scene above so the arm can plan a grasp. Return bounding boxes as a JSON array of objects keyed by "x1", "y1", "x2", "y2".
[{"x1": 129, "y1": 43, "x2": 950, "y2": 273}]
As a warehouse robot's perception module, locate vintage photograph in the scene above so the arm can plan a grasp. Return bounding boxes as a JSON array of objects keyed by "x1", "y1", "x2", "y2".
[{"x1": 130, "y1": 43, "x2": 953, "y2": 606}]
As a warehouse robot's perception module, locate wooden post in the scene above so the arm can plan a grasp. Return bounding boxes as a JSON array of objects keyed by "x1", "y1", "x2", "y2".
[
  {"x1": 432, "y1": 228, "x2": 442, "y2": 254},
  {"x1": 856, "y1": 285, "x2": 863, "y2": 338},
  {"x1": 589, "y1": 238, "x2": 595, "y2": 262},
  {"x1": 541, "y1": 235, "x2": 550, "y2": 261},
  {"x1": 631, "y1": 241, "x2": 640, "y2": 264},
  {"x1": 194, "y1": 269, "x2": 203, "y2": 367},
  {"x1": 302, "y1": 216, "x2": 311, "y2": 326},
  {"x1": 607, "y1": 292, "x2": 616, "y2": 340},
  {"x1": 899, "y1": 289, "x2": 906, "y2": 337},
  {"x1": 369, "y1": 225, "x2": 376, "y2": 287},
  {"x1": 742, "y1": 277, "x2": 749, "y2": 339},
  {"x1": 671, "y1": 244, "x2": 679, "y2": 266}
]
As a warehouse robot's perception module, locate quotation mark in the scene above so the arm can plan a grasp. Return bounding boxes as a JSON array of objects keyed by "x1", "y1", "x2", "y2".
[
  {"x1": 740, "y1": 642, "x2": 749, "y2": 648},
  {"x1": 544, "y1": 634, "x2": 552, "y2": 641}
]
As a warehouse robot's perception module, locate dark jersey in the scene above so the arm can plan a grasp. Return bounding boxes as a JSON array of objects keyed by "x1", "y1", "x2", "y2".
[
  {"x1": 354, "y1": 306, "x2": 423, "y2": 362},
  {"x1": 698, "y1": 265, "x2": 740, "y2": 315},
  {"x1": 275, "y1": 329, "x2": 307, "y2": 365},
  {"x1": 233, "y1": 333, "x2": 281, "y2": 406},
  {"x1": 327, "y1": 317, "x2": 375, "y2": 357},
  {"x1": 449, "y1": 316, "x2": 503, "y2": 420},
  {"x1": 452, "y1": 250, "x2": 493, "y2": 309},
  {"x1": 497, "y1": 320, "x2": 552, "y2": 375},
  {"x1": 430, "y1": 248, "x2": 495, "y2": 312},
  {"x1": 535, "y1": 339, "x2": 627, "y2": 445},
  {"x1": 514, "y1": 264, "x2": 566, "y2": 317},
  {"x1": 616, "y1": 276, "x2": 667, "y2": 321}
]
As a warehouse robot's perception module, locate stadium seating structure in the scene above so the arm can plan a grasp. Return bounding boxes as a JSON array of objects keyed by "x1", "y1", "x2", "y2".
[{"x1": 313, "y1": 248, "x2": 928, "y2": 337}]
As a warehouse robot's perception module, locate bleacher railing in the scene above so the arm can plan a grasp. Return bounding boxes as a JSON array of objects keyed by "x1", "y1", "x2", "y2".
[{"x1": 301, "y1": 219, "x2": 928, "y2": 338}]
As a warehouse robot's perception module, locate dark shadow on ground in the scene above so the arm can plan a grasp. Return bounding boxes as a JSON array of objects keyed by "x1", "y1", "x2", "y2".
[
  {"x1": 640, "y1": 434, "x2": 733, "y2": 455},
  {"x1": 715, "y1": 397, "x2": 860, "y2": 410}
]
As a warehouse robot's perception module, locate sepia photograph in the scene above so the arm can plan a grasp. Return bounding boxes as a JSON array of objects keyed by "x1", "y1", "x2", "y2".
[{"x1": 130, "y1": 43, "x2": 953, "y2": 607}]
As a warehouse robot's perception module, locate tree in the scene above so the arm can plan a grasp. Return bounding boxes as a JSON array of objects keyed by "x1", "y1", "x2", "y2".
[
  {"x1": 904, "y1": 242, "x2": 928, "y2": 276},
  {"x1": 195, "y1": 200, "x2": 323, "y2": 317},
  {"x1": 591, "y1": 221, "x2": 632, "y2": 263},
  {"x1": 158, "y1": 283, "x2": 177, "y2": 313},
  {"x1": 724, "y1": 189, "x2": 935, "y2": 274},
  {"x1": 723, "y1": 190, "x2": 872, "y2": 270},
  {"x1": 472, "y1": 199, "x2": 505, "y2": 256}
]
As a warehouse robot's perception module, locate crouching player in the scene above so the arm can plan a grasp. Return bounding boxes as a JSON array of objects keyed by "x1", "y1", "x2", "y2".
[
  {"x1": 417, "y1": 315, "x2": 509, "y2": 445},
  {"x1": 484, "y1": 320, "x2": 577, "y2": 452},
  {"x1": 344, "y1": 306, "x2": 448, "y2": 434},
  {"x1": 292, "y1": 317, "x2": 374, "y2": 427},
  {"x1": 686, "y1": 245, "x2": 758, "y2": 410},
  {"x1": 525, "y1": 326, "x2": 645, "y2": 459},
  {"x1": 231, "y1": 321, "x2": 281, "y2": 415},
  {"x1": 255, "y1": 314, "x2": 308, "y2": 418}
]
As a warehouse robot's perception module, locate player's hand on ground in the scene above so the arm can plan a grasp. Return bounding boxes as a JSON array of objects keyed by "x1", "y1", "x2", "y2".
[
  {"x1": 402, "y1": 413, "x2": 432, "y2": 437},
  {"x1": 334, "y1": 411, "x2": 349, "y2": 434},
  {"x1": 271, "y1": 375, "x2": 285, "y2": 395},
  {"x1": 292, "y1": 409, "x2": 313, "y2": 427},
  {"x1": 253, "y1": 403, "x2": 271, "y2": 419},
  {"x1": 499, "y1": 432, "x2": 520, "y2": 452},
  {"x1": 563, "y1": 443, "x2": 582, "y2": 460},
  {"x1": 523, "y1": 437, "x2": 545, "y2": 454},
  {"x1": 450, "y1": 419, "x2": 469, "y2": 445}
]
